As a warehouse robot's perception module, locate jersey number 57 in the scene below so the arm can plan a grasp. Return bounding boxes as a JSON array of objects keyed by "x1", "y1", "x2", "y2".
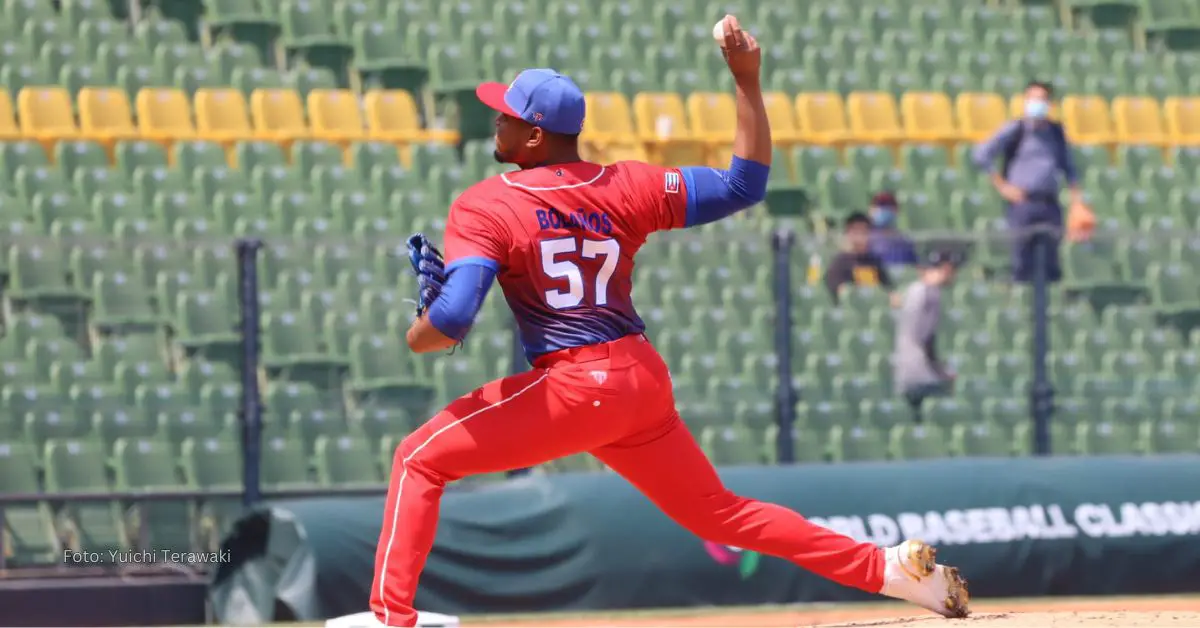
[{"x1": 540, "y1": 237, "x2": 619, "y2": 309}]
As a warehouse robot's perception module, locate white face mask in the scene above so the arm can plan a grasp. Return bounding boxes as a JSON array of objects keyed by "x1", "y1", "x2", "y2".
[{"x1": 1024, "y1": 99, "x2": 1050, "y2": 120}]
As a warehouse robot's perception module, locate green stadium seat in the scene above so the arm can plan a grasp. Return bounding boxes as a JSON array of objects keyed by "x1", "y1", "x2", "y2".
[
  {"x1": 116, "y1": 140, "x2": 169, "y2": 178},
  {"x1": 261, "y1": 435, "x2": 310, "y2": 489},
  {"x1": 1076, "y1": 420, "x2": 1140, "y2": 455},
  {"x1": 763, "y1": 424, "x2": 829, "y2": 464},
  {"x1": 7, "y1": 242, "x2": 87, "y2": 307},
  {"x1": 1140, "y1": 0, "x2": 1200, "y2": 50},
  {"x1": 134, "y1": 16, "x2": 189, "y2": 53},
  {"x1": 701, "y1": 424, "x2": 762, "y2": 466},
  {"x1": 432, "y1": 356, "x2": 487, "y2": 405},
  {"x1": 951, "y1": 422, "x2": 1012, "y2": 457},
  {"x1": 112, "y1": 436, "x2": 194, "y2": 552},
  {"x1": 209, "y1": 42, "x2": 263, "y2": 86},
  {"x1": 74, "y1": 168, "x2": 127, "y2": 201},
  {"x1": 92, "y1": 271, "x2": 160, "y2": 330},
  {"x1": 231, "y1": 65, "x2": 286, "y2": 94},
  {"x1": 1101, "y1": 397, "x2": 1151, "y2": 425},
  {"x1": 202, "y1": 0, "x2": 278, "y2": 62},
  {"x1": 830, "y1": 424, "x2": 887, "y2": 462},
  {"x1": 49, "y1": 359, "x2": 106, "y2": 396},
  {"x1": 314, "y1": 433, "x2": 381, "y2": 486},
  {"x1": 161, "y1": 399, "x2": 233, "y2": 453},
  {"x1": 890, "y1": 423, "x2": 951, "y2": 460},
  {"x1": 1139, "y1": 419, "x2": 1200, "y2": 454},
  {"x1": 181, "y1": 435, "x2": 242, "y2": 489},
  {"x1": 351, "y1": 405, "x2": 414, "y2": 446},
  {"x1": 44, "y1": 438, "x2": 128, "y2": 555},
  {"x1": 175, "y1": 290, "x2": 241, "y2": 360},
  {"x1": 23, "y1": 401, "x2": 83, "y2": 457},
  {"x1": 179, "y1": 434, "x2": 243, "y2": 550},
  {"x1": 0, "y1": 313, "x2": 67, "y2": 359},
  {"x1": 289, "y1": 403, "x2": 349, "y2": 455},
  {"x1": 0, "y1": 440, "x2": 59, "y2": 564},
  {"x1": 1013, "y1": 420, "x2": 1075, "y2": 456}
]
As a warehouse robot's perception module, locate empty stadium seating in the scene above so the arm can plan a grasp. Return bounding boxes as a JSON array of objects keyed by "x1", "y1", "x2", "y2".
[{"x1": 2, "y1": 0, "x2": 1200, "y2": 566}]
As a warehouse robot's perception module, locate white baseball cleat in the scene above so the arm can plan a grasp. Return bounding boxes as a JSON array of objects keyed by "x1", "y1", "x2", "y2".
[{"x1": 879, "y1": 540, "x2": 970, "y2": 619}]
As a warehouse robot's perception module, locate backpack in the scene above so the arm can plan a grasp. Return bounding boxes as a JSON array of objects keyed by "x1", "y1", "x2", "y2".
[{"x1": 1001, "y1": 120, "x2": 1066, "y2": 179}]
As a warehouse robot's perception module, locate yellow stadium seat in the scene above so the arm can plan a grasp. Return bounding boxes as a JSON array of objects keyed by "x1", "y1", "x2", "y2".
[
  {"x1": 633, "y1": 92, "x2": 694, "y2": 139},
  {"x1": 0, "y1": 91, "x2": 22, "y2": 141},
  {"x1": 846, "y1": 91, "x2": 906, "y2": 145},
  {"x1": 762, "y1": 91, "x2": 801, "y2": 146},
  {"x1": 363, "y1": 90, "x2": 458, "y2": 146},
  {"x1": 78, "y1": 88, "x2": 141, "y2": 152},
  {"x1": 686, "y1": 91, "x2": 736, "y2": 144},
  {"x1": 581, "y1": 141, "x2": 648, "y2": 164},
  {"x1": 633, "y1": 92, "x2": 706, "y2": 167},
  {"x1": 708, "y1": 144, "x2": 735, "y2": 169},
  {"x1": 194, "y1": 88, "x2": 256, "y2": 147},
  {"x1": 1111, "y1": 96, "x2": 1168, "y2": 146},
  {"x1": 17, "y1": 87, "x2": 78, "y2": 153},
  {"x1": 307, "y1": 89, "x2": 366, "y2": 145},
  {"x1": 136, "y1": 88, "x2": 197, "y2": 150},
  {"x1": 1061, "y1": 96, "x2": 1114, "y2": 146},
  {"x1": 899, "y1": 91, "x2": 961, "y2": 144},
  {"x1": 582, "y1": 92, "x2": 636, "y2": 145},
  {"x1": 795, "y1": 92, "x2": 852, "y2": 146},
  {"x1": 1164, "y1": 97, "x2": 1200, "y2": 146},
  {"x1": 249, "y1": 88, "x2": 309, "y2": 148},
  {"x1": 686, "y1": 91, "x2": 737, "y2": 164},
  {"x1": 955, "y1": 92, "x2": 1008, "y2": 142}
]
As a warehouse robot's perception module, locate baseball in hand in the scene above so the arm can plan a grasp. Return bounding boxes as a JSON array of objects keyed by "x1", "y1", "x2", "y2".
[{"x1": 712, "y1": 19, "x2": 726, "y2": 45}]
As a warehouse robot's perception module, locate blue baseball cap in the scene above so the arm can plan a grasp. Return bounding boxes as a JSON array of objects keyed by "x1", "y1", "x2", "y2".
[{"x1": 475, "y1": 68, "x2": 586, "y2": 135}]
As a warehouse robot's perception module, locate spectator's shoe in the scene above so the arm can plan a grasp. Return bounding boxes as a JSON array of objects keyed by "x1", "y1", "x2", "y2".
[{"x1": 879, "y1": 540, "x2": 970, "y2": 618}]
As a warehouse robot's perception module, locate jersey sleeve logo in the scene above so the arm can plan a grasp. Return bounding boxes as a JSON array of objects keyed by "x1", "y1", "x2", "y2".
[{"x1": 664, "y1": 171, "x2": 681, "y2": 194}]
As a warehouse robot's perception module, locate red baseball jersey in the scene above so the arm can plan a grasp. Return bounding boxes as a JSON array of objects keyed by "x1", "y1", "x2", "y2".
[{"x1": 442, "y1": 160, "x2": 689, "y2": 359}]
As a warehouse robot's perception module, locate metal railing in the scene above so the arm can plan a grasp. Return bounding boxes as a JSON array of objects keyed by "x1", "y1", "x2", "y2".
[{"x1": 3, "y1": 222, "x2": 1188, "y2": 571}]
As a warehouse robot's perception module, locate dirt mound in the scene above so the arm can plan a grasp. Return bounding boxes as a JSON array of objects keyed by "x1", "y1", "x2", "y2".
[{"x1": 817, "y1": 611, "x2": 1200, "y2": 627}]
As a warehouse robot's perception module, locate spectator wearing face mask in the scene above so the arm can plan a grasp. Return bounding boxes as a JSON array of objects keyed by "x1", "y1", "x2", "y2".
[
  {"x1": 866, "y1": 191, "x2": 919, "y2": 266},
  {"x1": 971, "y1": 80, "x2": 1093, "y2": 284},
  {"x1": 824, "y1": 211, "x2": 893, "y2": 304}
]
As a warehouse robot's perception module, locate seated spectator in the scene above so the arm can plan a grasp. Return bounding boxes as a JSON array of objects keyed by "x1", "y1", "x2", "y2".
[
  {"x1": 824, "y1": 212, "x2": 893, "y2": 304},
  {"x1": 893, "y1": 250, "x2": 962, "y2": 422},
  {"x1": 867, "y1": 191, "x2": 919, "y2": 266}
]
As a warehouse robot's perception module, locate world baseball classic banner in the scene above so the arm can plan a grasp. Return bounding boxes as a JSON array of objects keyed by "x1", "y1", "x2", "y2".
[{"x1": 208, "y1": 455, "x2": 1200, "y2": 623}]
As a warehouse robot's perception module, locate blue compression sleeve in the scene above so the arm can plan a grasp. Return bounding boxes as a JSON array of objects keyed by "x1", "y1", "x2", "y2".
[
  {"x1": 680, "y1": 155, "x2": 771, "y2": 227},
  {"x1": 426, "y1": 262, "x2": 497, "y2": 341}
]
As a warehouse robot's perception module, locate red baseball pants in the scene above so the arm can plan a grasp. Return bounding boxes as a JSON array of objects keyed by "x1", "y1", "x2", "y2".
[{"x1": 370, "y1": 334, "x2": 884, "y2": 626}]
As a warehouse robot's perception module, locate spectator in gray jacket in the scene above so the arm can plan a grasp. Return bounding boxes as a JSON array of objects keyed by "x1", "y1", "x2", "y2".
[
  {"x1": 894, "y1": 250, "x2": 961, "y2": 422},
  {"x1": 972, "y1": 80, "x2": 1087, "y2": 284}
]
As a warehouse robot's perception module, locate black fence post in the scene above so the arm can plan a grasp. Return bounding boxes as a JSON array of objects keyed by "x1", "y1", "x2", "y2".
[
  {"x1": 1029, "y1": 226, "x2": 1055, "y2": 456},
  {"x1": 236, "y1": 238, "x2": 265, "y2": 507},
  {"x1": 772, "y1": 228, "x2": 797, "y2": 464}
]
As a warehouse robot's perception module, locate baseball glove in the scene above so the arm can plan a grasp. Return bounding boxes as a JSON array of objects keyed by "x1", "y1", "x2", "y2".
[{"x1": 406, "y1": 232, "x2": 446, "y2": 318}]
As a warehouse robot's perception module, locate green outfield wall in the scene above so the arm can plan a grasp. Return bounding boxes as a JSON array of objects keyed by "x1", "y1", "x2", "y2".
[{"x1": 208, "y1": 456, "x2": 1200, "y2": 624}]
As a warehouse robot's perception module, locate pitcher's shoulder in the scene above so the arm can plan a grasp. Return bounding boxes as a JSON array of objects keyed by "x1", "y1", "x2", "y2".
[{"x1": 453, "y1": 172, "x2": 517, "y2": 205}]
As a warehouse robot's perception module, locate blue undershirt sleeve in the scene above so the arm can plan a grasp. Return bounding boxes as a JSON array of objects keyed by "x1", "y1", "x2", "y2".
[
  {"x1": 679, "y1": 155, "x2": 770, "y2": 228},
  {"x1": 426, "y1": 262, "x2": 497, "y2": 341}
]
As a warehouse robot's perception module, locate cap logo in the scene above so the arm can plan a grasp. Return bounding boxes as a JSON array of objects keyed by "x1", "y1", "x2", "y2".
[{"x1": 533, "y1": 112, "x2": 544, "y2": 121}]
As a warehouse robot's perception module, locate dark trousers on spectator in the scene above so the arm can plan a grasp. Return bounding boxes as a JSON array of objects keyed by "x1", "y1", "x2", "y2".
[
  {"x1": 902, "y1": 381, "x2": 953, "y2": 424},
  {"x1": 1007, "y1": 196, "x2": 1063, "y2": 284}
]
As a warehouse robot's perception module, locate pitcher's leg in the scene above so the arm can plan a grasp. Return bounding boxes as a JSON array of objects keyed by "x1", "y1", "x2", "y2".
[
  {"x1": 370, "y1": 368, "x2": 621, "y2": 627},
  {"x1": 591, "y1": 413, "x2": 885, "y2": 593}
]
